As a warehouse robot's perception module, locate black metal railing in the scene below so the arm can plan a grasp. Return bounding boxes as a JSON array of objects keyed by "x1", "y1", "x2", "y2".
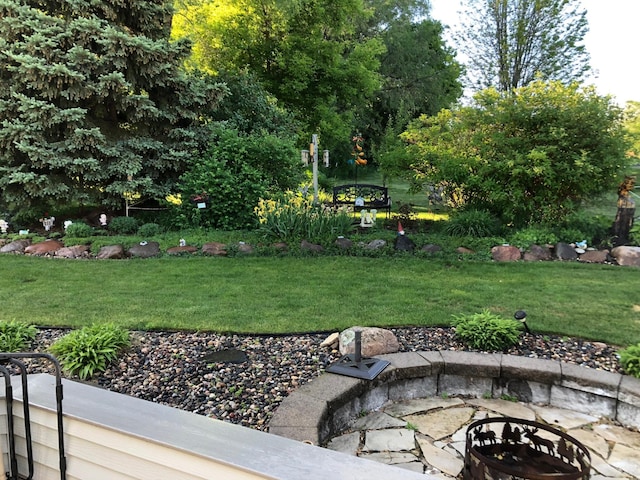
[{"x1": 0, "y1": 353, "x2": 66, "y2": 480}]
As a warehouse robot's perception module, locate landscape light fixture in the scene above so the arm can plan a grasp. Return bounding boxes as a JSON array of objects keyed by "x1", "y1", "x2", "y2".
[{"x1": 514, "y1": 310, "x2": 530, "y2": 333}]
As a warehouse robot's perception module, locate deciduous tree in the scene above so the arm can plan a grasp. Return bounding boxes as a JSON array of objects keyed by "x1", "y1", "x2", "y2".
[{"x1": 457, "y1": 0, "x2": 590, "y2": 91}]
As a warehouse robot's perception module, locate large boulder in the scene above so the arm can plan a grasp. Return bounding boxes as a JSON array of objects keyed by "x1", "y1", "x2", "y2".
[
  {"x1": 523, "y1": 244, "x2": 552, "y2": 261},
  {"x1": 55, "y1": 245, "x2": 90, "y2": 259},
  {"x1": 611, "y1": 246, "x2": 640, "y2": 266},
  {"x1": 0, "y1": 239, "x2": 31, "y2": 254},
  {"x1": 24, "y1": 239, "x2": 63, "y2": 256},
  {"x1": 578, "y1": 249, "x2": 610, "y2": 264},
  {"x1": 421, "y1": 244, "x2": 443, "y2": 254},
  {"x1": 166, "y1": 245, "x2": 198, "y2": 255},
  {"x1": 128, "y1": 241, "x2": 160, "y2": 258},
  {"x1": 202, "y1": 242, "x2": 227, "y2": 256},
  {"x1": 339, "y1": 326, "x2": 400, "y2": 358},
  {"x1": 364, "y1": 239, "x2": 386, "y2": 250},
  {"x1": 335, "y1": 237, "x2": 353, "y2": 249},
  {"x1": 301, "y1": 240, "x2": 323, "y2": 253},
  {"x1": 554, "y1": 242, "x2": 578, "y2": 261},
  {"x1": 96, "y1": 245, "x2": 125, "y2": 259},
  {"x1": 491, "y1": 245, "x2": 521, "y2": 262}
]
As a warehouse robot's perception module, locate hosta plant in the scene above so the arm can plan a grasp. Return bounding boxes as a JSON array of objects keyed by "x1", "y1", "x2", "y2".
[
  {"x1": 619, "y1": 344, "x2": 640, "y2": 378},
  {"x1": 49, "y1": 323, "x2": 130, "y2": 380},
  {"x1": 453, "y1": 310, "x2": 523, "y2": 351},
  {"x1": 0, "y1": 320, "x2": 38, "y2": 351}
]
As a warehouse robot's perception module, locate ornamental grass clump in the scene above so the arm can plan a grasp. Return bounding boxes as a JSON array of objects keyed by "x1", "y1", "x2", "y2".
[
  {"x1": 49, "y1": 323, "x2": 130, "y2": 380},
  {"x1": 619, "y1": 344, "x2": 640, "y2": 378},
  {"x1": 453, "y1": 310, "x2": 523, "y2": 351},
  {"x1": 255, "y1": 191, "x2": 353, "y2": 243},
  {"x1": 0, "y1": 320, "x2": 37, "y2": 352}
]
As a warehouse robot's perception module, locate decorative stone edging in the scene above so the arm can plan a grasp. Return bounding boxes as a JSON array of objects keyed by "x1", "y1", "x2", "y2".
[{"x1": 268, "y1": 351, "x2": 640, "y2": 446}]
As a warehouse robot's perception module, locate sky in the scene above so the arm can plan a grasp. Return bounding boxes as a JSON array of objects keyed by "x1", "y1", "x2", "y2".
[{"x1": 428, "y1": 0, "x2": 638, "y2": 105}]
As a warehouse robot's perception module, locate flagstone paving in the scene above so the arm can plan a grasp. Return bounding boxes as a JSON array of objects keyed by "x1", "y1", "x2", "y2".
[{"x1": 325, "y1": 398, "x2": 640, "y2": 478}]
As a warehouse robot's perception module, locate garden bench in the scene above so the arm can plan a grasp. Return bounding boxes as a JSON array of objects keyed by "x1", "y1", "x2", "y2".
[{"x1": 332, "y1": 184, "x2": 391, "y2": 217}]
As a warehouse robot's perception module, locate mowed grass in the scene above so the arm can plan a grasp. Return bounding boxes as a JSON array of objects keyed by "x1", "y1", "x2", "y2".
[{"x1": 1, "y1": 254, "x2": 639, "y2": 346}]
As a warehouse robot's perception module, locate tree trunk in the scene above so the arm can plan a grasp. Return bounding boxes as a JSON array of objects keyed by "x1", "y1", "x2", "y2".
[{"x1": 612, "y1": 204, "x2": 635, "y2": 246}]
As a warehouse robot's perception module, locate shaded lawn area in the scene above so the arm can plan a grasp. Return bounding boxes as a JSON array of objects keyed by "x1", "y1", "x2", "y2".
[{"x1": 1, "y1": 255, "x2": 638, "y2": 346}]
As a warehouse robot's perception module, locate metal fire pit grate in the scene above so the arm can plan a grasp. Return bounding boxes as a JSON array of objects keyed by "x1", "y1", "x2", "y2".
[{"x1": 463, "y1": 417, "x2": 591, "y2": 480}]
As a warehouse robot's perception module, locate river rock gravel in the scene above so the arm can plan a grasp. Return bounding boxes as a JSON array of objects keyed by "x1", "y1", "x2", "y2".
[{"x1": 27, "y1": 327, "x2": 622, "y2": 432}]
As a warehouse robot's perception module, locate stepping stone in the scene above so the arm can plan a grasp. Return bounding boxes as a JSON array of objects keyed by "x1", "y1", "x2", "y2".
[
  {"x1": 404, "y1": 407, "x2": 475, "y2": 440},
  {"x1": 353, "y1": 411, "x2": 406, "y2": 430},
  {"x1": 466, "y1": 398, "x2": 536, "y2": 421},
  {"x1": 530, "y1": 404, "x2": 598, "y2": 430},
  {"x1": 566, "y1": 427, "x2": 609, "y2": 459},
  {"x1": 607, "y1": 442, "x2": 640, "y2": 477},
  {"x1": 593, "y1": 423, "x2": 640, "y2": 450},
  {"x1": 326, "y1": 431, "x2": 360, "y2": 455},
  {"x1": 359, "y1": 451, "x2": 420, "y2": 465},
  {"x1": 363, "y1": 428, "x2": 415, "y2": 452},
  {"x1": 416, "y1": 436, "x2": 464, "y2": 477},
  {"x1": 384, "y1": 397, "x2": 464, "y2": 417}
]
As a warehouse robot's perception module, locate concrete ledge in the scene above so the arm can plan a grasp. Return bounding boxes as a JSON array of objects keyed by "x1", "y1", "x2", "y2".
[
  {"x1": 14, "y1": 374, "x2": 426, "y2": 480},
  {"x1": 269, "y1": 351, "x2": 640, "y2": 446}
]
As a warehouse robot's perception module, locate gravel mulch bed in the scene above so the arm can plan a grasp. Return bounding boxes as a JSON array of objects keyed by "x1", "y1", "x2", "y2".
[{"x1": 27, "y1": 327, "x2": 622, "y2": 432}]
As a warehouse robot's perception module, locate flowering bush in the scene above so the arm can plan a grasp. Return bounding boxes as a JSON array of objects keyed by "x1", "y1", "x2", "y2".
[{"x1": 255, "y1": 191, "x2": 354, "y2": 243}]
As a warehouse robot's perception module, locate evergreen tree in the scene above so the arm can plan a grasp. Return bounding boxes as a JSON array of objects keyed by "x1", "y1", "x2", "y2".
[{"x1": 0, "y1": 0, "x2": 225, "y2": 221}]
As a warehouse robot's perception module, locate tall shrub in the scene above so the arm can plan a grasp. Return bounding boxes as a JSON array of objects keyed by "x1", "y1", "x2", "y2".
[
  {"x1": 170, "y1": 126, "x2": 303, "y2": 230},
  {"x1": 401, "y1": 80, "x2": 630, "y2": 226}
]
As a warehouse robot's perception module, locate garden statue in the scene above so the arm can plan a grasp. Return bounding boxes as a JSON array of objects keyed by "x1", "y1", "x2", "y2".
[
  {"x1": 99, "y1": 214, "x2": 108, "y2": 226},
  {"x1": 359, "y1": 209, "x2": 376, "y2": 228},
  {"x1": 63, "y1": 220, "x2": 73, "y2": 230},
  {"x1": 0, "y1": 219, "x2": 8, "y2": 234},
  {"x1": 40, "y1": 216, "x2": 55, "y2": 231},
  {"x1": 179, "y1": 238, "x2": 186, "y2": 247},
  {"x1": 360, "y1": 210, "x2": 374, "y2": 228}
]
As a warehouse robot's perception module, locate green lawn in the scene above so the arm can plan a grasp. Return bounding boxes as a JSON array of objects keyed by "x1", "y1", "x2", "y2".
[{"x1": 2, "y1": 254, "x2": 638, "y2": 346}]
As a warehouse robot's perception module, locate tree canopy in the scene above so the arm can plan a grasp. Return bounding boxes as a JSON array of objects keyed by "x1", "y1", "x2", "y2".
[
  {"x1": 0, "y1": 0, "x2": 224, "y2": 221},
  {"x1": 400, "y1": 80, "x2": 630, "y2": 226},
  {"x1": 172, "y1": 0, "x2": 462, "y2": 164},
  {"x1": 456, "y1": 0, "x2": 590, "y2": 92}
]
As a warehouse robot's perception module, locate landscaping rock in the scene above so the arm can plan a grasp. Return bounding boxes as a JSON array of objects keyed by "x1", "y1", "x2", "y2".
[
  {"x1": 335, "y1": 237, "x2": 353, "y2": 249},
  {"x1": 421, "y1": 244, "x2": 442, "y2": 254},
  {"x1": 96, "y1": 244, "x2": 125, "y2": 259},
  {"x1": 55, "y1": 245, "x2": 90, "y2": 259},
  {"x1": 301, "y1": 240, "x2": 323, "y2": 253},
  {"x1": 339, "y1": 326, "x2": 400, "y2": 357},
  {"x1": 554, "y1": 242, "x2": 578, "y2": 261},
  {"x1": 491, "y1": 245, "x2": 521, "y2": 262},
  {"x1": 24, "y1": 239, "x2": 63, "y2": 256},
  {"x1": 236, "y1": 242, "x2": 254, "y2": 254},
  {"x1": 0, "y1": 239, "x2": 31, "y2": 254},
  {"x1": 364, "y1": 239, "x2": 386, "y2": 250},
  {"x1": 272, "y1": 242, "x2": 288, "y2": 252},
  {"x1": 320, "y1": 332, "x2": 340, "y2": 349},
  {"x1": 202, "y1": 242, "x2": 227, "y2": 256},
  {"x1": 128, "y1": 241, "x2": 160, "y2": 258},
  {"x1": 456, "y1": 247, "x2": 474, "y2": 254},
  {"x1": 611, "y1": 246, "x2": 640, "y2": 266},
  {"x1": 578, "y1": 249, "x2": 610, "y2": 264},
  {"x1": 523, "y1": 244, "x2": 552, "y2": 261},
  {"x1": 166, "y1": 246, "x2": 198, "y2": 255}
]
